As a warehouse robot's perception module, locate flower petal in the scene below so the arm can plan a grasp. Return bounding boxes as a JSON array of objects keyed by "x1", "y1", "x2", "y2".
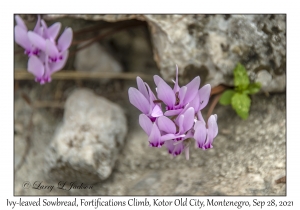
[
  {"x1": 47, "y1": 22, "x2": 61, "y2": 41},
  {"x1": 182, "y1": 76, "x2": 200, "y2": 105},
  {"x1": 57, "y1": 28, "x2": 73, "y2": 52},
  {"x1": 194, "y1": 120, "x2": 207, "y2": 149},
  {"x1": 15, "y1": 26, "x2": 31, "y2": 50},
  {"x1": 205, "y1": 114, "x2": 218, "y2": 148},
  {"x1": 151, "y1": 105, "x2": 163, "y2": 117},
  {"x1": 198, "y1": 84, "x2": 211, "y2": 110},
  {"x1": 164, "y1": 109, "x2": 183, "y2": 117},
  {"x1": 177, "y1": 114, "x2": 184, "y2": 134},
  {"x1": 182, "y1": 107, "x2": 195, "y2": 132},
  {"x1": 49, "y1": 50, "x2": 68, "y2": 73},
  {"x1": 165, "y1": 140, "x2": 184, "y2": 156},
  {"x1": 33, "y1": 15, "x2": 41, "y2": 34},
  {"x1": 136, "y1": 77, "x2": 149, "y2": 100},
  {"x1": 149, "y1": 123, "x2": 163, "y2": 147},
  {"x1": 157, "y1": 116, "x2": 176, "y2": 134},
  {"x1": 161, "y1": 133, "x2": 177, "y2": 141},
  {"x1": 189, "y1": 92, "x2": 200, "y2": 112},
  {"x1": 139, "y1": 114, "x2": 152, "y2": 136},
  {"x1": 46, "y1": 39, "x2": 59, "y2": 58},
  {"x1": 15, "y1": 15, "x2": 27, "y2": 31},
  {"x1": 28, "y1": 31, "x2": 46, "y2": 52},
  {"x1": 128, "y1": 87, "x2": 150, "y2": 114},
  {"x1": 27, "y1": 56, "x2": 44, "y2": 78},
  {"x1": 157, "y1": 80, "x2": 175, "y2": 108},
  {"x1": 178, "y1": 86, "x2": 187, "y2": 106},
  {"x1": 153, "y1": 75, "x2": 164, "y2": 87}
]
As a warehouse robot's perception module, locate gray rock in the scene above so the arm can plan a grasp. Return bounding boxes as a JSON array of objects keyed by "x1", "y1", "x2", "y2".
[
  {"x1": 145, "y1": 14, "x2": 286, "y2": 92},
  {"x1": 74, "y1": 42, "x2": 123, "y2": 83},
  {"x1": 45, "y1": 89, "x2": 127, "y2": 183},
  {"x1": 44, "y1": 14, "x2": 286, "y2": 92}
]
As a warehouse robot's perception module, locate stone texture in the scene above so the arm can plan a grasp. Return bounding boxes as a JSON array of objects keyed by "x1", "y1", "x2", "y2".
[
  {"x1": 44, "y1": 14, "x2": 286, "y2": 92},
  {"x1": 74, "y1": 42, "x2": 123, "y2": 83},
  {"x1": 14, "y1": 16, "x2": 285, "y2": 195},
  {"x1": 44, "y1": 89, "x2": 127, "y2": 183},
  {"x1": 145, "y1": 14, "x2": 286, "y2": 92}
]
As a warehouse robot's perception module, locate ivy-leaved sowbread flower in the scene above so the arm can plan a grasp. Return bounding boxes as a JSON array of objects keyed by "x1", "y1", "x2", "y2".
[
  {"x1": 129, "y1": 65, "x2": 218, "y2": 160},
  {"x1": 14, "y1": 15, "x2": 73, "y2": 84}
]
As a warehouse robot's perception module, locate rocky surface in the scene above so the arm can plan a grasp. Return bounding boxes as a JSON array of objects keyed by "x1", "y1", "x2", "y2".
[
  {"x1": 74, "y1": 42, "x2": 123, "y2": 83},
  {"x1": 14, "y1": 85, "x2": 286, "y2": 195},
  {"x1": 44, "y1": 89, "x2": 127, "y2": 183},
  {"x1": 44, "y1": 14, "x2": 286, "y2": 93},
  {"x1": 14, "y1": 14, "x2": 285, "y2": 196}
]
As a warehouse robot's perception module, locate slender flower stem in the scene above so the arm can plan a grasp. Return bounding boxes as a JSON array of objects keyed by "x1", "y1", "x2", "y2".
[{"x1": 206, "y1": 93, "x2": 222, "y2": 121}]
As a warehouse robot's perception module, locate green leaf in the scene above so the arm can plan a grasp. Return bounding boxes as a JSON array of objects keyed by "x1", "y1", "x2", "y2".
[
  {"x1": 231, "y1": 93, "x2": 251, "y2": 120},
  {"x1": 247, "y1": 82, "x2": 261, "y2": 94},
  {"x1": 233, "y1": 63, "x2": 250, "y2": 90},
  {"x1": 219, "y1": 90, "x2": 235, "y2": 105}
]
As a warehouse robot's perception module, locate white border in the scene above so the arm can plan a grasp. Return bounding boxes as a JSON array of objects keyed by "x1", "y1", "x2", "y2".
[{"x1": 2, "y1": 0, "x2": 298, "y2": 209}]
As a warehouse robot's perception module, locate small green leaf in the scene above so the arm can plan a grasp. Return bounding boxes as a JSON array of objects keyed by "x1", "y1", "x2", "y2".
[
  {"x1": 231, "y1": 93, "x2": 251, "y2": 120},
  {"x1": 233, "y1": 63, "x2": 250, "y2": 90},
  {"x1": 247, "y1": 82, "x2": 261, "y2": 94},
  {"x1": 219, "y1": 90, "x2": 235, "y2": 105}
]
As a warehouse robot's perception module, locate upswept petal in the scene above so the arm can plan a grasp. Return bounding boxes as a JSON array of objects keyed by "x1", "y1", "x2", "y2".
[
  {"x1": 136, "y1": 77, "x2": 149, "y2": 100},
  {"x1": 128, "y1": 87, "x2": 150, "y2": 114},
  {"x1": 33, "y1": 15, "x2": 41, "y2": 34},
  {"x1": 149, "y1": 123, "x2": 163, "y2": 147},
  {"x1": 153, "y1": 75, "x2": 164, "y2": 87},
  {"x1": 15, "y1": 15, "x2": 27, "y2": 31},
  {"x1": 139, "y1": 114, "x2": 153, "y2": 136},
  {"x1": 194, "y1": 120, "x2": 207, "y2": 148},
  {"x1": 15, "y1": 26, "x2": 31, "y2": 50},
  {"x1": 47, "y1": 22, "x2": 61, "y2": 41},
  {"x1": 157, "y1": 80, "x2": 175, "y2": 108},
  {"x1": 178, "y1": 86, "x2": 187, "y2": 106},
  {"x1": 177, "y1": 114, "x2": 184, "y2": 134},
  {"x1": 157, "y1": 116, "x2": 176, "y2": 134},
  {"x1": 151, "y1": 105, "x2": 163, "y2": 117},
  {"x1": 182, "y1": 76, "x2": 200, "y2": 105},
  {"x1": 182, "y1": 107, "x2": 195, "y2": 133},
  {"x1": 27, "y1": 56, "x2": 44, "y2": 78},
  {"x1": 49, "y1": 50, "x2": 68, "y2": 73},
  {"x1": 164, "y1": 109, "x2": 183, "y2": 117},
  {"x1": 28, "y1": 31, "x2": 46, "y2": 52},
  {"x1": 46, "y1": 39, "x2": 59, "y2": 58},
  {"x1": 198, "y1": 84, "x2": 211, "y2": 110},
  {"x1": 57, "y1": 28, "x2": 73, "y2": 52},
  {"x1": 188, "y1": 93, "x2": 200, "y2": 113},
  {"x1": 205, "y1": 114, "x2": 218, "y2": 148}
]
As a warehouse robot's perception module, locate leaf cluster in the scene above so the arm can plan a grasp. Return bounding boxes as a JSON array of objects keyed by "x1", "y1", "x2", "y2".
[{"x1": 219, "y1": 63, "x2": 261, "y2": 119}]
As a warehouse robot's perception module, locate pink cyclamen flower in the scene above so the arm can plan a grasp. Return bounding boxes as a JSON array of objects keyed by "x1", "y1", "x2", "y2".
[
  {"x1": 129, "y1": 77, "x2": 163, "y2": 121},
  {"x1": 194, "y1": 112, "x2": 218, "y2": 150},
  {"x1": 154, "y1": 65, "x2": 200, "y2": 116},
  {"x1": 14, "y1": 15, "x2": 73, "y2": 85},
  {"x1": 139, "y1": 114, "x2": 181, "y2": 147},
  {"x1": 14, "y1": 15, "x2": 41, "y2": 56},
  {"x1": 128, "y1": 65, "x2": 218, "y2": 159}
]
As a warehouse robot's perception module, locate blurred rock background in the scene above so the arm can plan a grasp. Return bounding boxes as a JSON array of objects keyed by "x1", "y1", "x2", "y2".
[{"x1": 14, "y1": 14, "x2": 285, "y2": 195}]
